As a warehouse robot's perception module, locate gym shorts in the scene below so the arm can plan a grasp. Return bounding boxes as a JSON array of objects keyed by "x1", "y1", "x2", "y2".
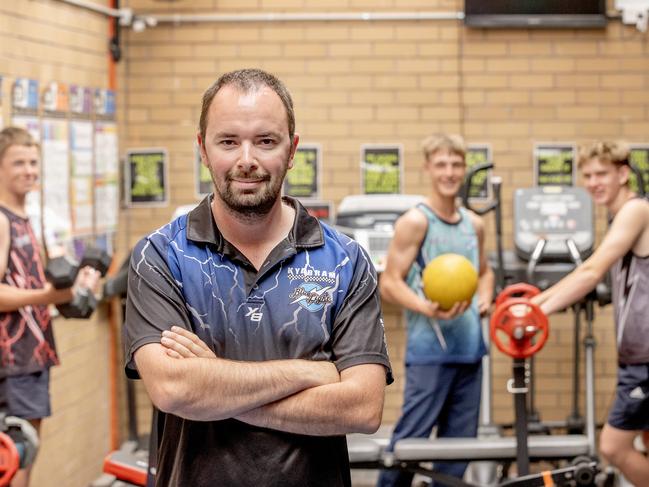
[
  {"x1": 0, "y1": 369, "x2": 51, "y2": 420},
  {"x1": 607, "y1": 363, "x2": 649, "y2": 431}
]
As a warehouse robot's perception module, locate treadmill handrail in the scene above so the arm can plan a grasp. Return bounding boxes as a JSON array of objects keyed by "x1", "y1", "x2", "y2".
[{"x1": 461, "y1": 162, "x2": 495, "y2": 216}]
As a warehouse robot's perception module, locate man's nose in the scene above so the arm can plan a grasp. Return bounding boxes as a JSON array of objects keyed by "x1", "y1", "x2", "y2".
[{"x1": 238, "y1": 141, "x2": 257, "y2": 170}]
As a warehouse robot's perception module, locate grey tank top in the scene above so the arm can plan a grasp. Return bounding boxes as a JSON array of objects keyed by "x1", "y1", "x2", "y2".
[{"x1": 610, "y1": 198, "x2": 649, "y2": 364}]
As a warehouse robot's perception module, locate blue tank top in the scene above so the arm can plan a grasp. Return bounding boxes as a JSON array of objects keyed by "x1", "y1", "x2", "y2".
[{"x1": 404, "y1": 204, "x2": 486, "y2": 365}]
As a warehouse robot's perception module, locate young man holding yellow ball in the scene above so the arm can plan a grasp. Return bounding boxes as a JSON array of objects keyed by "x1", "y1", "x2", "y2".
[{"x1": 377, "y1": 133, "x2": 494, "y2": 487}]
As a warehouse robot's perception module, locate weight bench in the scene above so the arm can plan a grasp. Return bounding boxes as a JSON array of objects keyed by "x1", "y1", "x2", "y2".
[
  {"x1": 347, "y1": 433, "x2": 598, "y2": 487},
  {"x1": 347, "y1": 433, "x2": 590, "y2": 466}
]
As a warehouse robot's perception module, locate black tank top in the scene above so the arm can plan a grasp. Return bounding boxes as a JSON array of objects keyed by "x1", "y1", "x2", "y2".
[
  {"x1": 610, "y1": 195, "x2": 649, "y2": 364},
  {"x1": 0, "y1": 206, "x2": 59, "y2": 377}
]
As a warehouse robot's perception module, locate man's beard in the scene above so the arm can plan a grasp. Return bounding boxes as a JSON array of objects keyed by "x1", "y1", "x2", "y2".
[{"x1": 209, "y1": 159, "x2": 289, "y2": 220}]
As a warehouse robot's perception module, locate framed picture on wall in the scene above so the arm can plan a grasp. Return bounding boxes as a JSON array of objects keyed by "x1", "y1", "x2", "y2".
[
  {"x1": 195, "y1": 142, "x2": 212, "y2": 197},
  {"x1": 125, "y1": 148, "x2": 169, "y2": 207},
  {"x1": 629, "y1": 144, "x2": 649, "y2": 195},
  {"x1": 284, "y1": 144, "x2": 321, "y2": 199},
  {"x1": 533, "y1": 143, "x2": 576, "y2": 187},
  {"x1": 361, "y1": 144, "x2": 403, "y2": 195},
  {"x1": 465, "y1": 144, "x2": 493, "y2": 202}
]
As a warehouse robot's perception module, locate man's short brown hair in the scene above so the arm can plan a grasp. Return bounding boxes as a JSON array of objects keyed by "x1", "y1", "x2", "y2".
[{"x1": 199, "y1": 68, "x2": 295, "y2": 143}]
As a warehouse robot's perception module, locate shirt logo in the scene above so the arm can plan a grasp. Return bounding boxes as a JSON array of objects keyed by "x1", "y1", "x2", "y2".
[
  {"x1": 289, "y1": 283, "x2": 332, "y2": 312},
  {"x1": 287, "y1": 266, "x2": 336, "y2": 285},
  {"x1": 245, "y1": 306, "x2": 263, "y2": 322}
]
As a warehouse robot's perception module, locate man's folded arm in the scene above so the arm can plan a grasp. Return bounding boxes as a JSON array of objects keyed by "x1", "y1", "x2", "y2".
[
  {"x1": 235, "y1": 362, "x2": 387, "y2": 436},
  {"x1": 133, "y1": 342, "x2": 340, "y2": 421}
]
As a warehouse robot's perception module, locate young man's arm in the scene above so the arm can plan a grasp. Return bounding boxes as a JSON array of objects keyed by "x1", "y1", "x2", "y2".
[
  {"x1": 380, "y1": 208, "x2": 466, "y2": 319},
  {"x1": 469, "y1": 211, "x2": 495, "y2": 315},
  {"x1": 160, "y1": 326, "x2": 385, "y2": 435},
  {"x1": 532, "y1": 199, "x2": 648, "y2": 315},
  {"x1": 0, "y1": 284, "x2": 74, "y2": 312},
  {"x1": 133, "y1": 342, "x2": 341, "y2": 422},
  {"x1": 0, "y1": 212, "x2": 74, "y2": 312}
]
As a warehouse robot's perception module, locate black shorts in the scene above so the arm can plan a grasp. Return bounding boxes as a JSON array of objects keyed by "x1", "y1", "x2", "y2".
[
  {"x1": 0, "y1": 370, "x2": 51, "y2": 420},
  {"x1": 608, "y1": 363, "x2": 649, "y2": 431}
]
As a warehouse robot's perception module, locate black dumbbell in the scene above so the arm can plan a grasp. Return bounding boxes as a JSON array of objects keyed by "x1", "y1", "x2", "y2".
[
  {"x1": 80, "y1": 247, "x2": 112, "y2": 277},
  {"x1": 45, "y1": 248, "x2": 112, "y2": 319},
  {"x1": 44, "y1": 255, "x2": 78, "y2": 290}
]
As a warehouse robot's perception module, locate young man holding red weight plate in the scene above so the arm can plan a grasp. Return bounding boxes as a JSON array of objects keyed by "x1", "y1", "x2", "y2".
[
  {"x1": 531, "y1": 141, "x2": 649, "y2": 486},
  {"x1": 377, "y1": 134, "x2": 494, "y2": 487}
]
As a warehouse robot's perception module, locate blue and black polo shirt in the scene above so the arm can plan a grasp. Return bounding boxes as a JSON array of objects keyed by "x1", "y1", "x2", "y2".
[{"x1": 124, "y1": 195, "x2": 392, "y2": 487}]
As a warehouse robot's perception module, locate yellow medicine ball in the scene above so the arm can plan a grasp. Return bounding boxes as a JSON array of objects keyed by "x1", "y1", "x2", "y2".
[{"x1": 422, "y1": 253, "x2": 478, "y2": 311}]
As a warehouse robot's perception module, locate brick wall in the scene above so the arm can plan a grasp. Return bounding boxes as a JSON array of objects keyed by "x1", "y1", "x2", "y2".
[
  {"x1": 2, "y1": 1, "x2": 643, "y2": 482},
  {"x1": 0, "y1": 2, "x2": 115, "y2": 486},
  {"x1": 119, "y1": 0, "x2": 641, "y2": 433}
]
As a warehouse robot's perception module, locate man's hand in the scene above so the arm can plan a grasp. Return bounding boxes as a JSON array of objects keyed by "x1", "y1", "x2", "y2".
[
  {"x1": 74, "y1": 266, "x2": 102, "y2": 295},
  {"x1": 43, "y1": 282, "x2": 75, "y2": 305},
  {"x1": 420, "y1": 299, "x2": 470, "y2": 320},
  {"x1": 161, "y1": 326, "x2": 217, "y2": 359}
]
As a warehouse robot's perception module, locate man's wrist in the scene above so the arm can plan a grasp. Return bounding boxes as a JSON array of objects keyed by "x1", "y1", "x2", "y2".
[
  {"x1": 44, "y1": 284, "x2": 73, "y2": 306},
  {"x1": 301, "y1": 360, "x2": 339, "y2": 387}
]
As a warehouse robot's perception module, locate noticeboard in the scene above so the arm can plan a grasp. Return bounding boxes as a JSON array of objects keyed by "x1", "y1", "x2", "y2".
[
  {"x1": 361, "y1": 144, "x2": 402, "y2": 195},
  {"x1": 534, "y1": 143, "x2": 576, "y2": 187},
  {"x1": 284, "y1": 144, "x2": 320, "y2": 199},
  {"x1": 125, "y1": 148, "x2": 169, "y2": 206}
]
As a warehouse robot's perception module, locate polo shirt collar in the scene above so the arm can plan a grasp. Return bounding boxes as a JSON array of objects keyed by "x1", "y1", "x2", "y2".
[{"x1": 186, "y1": 195, "x2": 324, "y2": 253}]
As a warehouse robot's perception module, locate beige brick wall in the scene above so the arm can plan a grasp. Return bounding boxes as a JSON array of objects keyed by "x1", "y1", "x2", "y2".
[
  {"x1": 0, "y1": 2, "x2": 116, "y2": 486},
  {"x1": 118, "y1": 0, "x2": 639, "y2": 433},
  {"x1": 3, "y1": 0, "x2": 644, "y2": 482}
]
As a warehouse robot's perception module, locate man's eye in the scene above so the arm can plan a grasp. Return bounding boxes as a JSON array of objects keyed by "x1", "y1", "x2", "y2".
[
  {"x1": 220, "y1": 140, "x2": 236, "y2": 146},
  {"x1": 259, "y1": 139, "x2": 275, "y2": 146}
]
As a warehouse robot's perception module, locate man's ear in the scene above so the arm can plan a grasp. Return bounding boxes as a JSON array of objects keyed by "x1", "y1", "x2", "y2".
[
  {"x1": 619, "y1": 164, "x2": 631, "y2": 186},
  {"x1": 287, "y1": 134, "x2": 300, "y2": 170}
]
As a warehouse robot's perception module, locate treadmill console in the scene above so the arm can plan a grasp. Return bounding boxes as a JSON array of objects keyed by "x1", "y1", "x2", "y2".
[{"x1": 514, "y1": 186, "x2": 594, "y2": 262}]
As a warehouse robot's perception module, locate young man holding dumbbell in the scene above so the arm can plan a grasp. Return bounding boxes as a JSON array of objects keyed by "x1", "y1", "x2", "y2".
[
  {"x1": 377, "y1": 134, "x2": 494, "y2": 487},
  {"x1": 0, "y1": 127, "x2": 100, "y2": 487},
  {"x1": 532, "y1": 141, "x2": 649, "y2": 486}
]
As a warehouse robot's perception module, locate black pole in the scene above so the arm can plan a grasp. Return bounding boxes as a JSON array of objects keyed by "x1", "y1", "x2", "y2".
[
  {"x1": 512, "y1": 358, "x2": 530, "y2": 476},
  {"x1": 109, "y1": 0, "x2": 122, "y2": 62},
  {"x1": 493, "y1": 178, "x2": 505, "y2": 291},
  {"x1": 567, "y1": 303, "x2": 583, "y2": 433}
]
